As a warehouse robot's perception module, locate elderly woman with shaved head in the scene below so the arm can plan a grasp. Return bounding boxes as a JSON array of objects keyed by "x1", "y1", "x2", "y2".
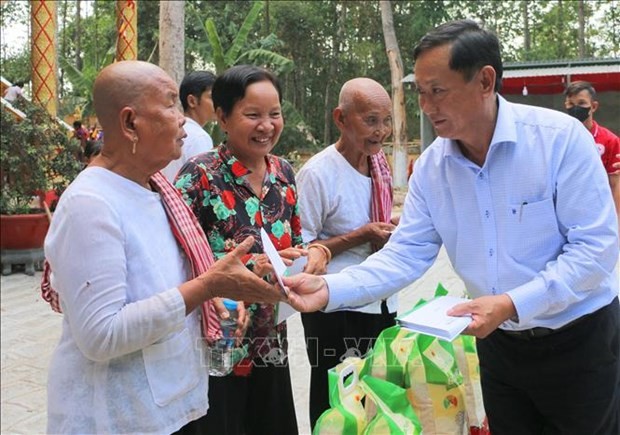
[
  {"x1": 43, "y1": 61, "x2": 282, "y2": 434},
  {"x1": 296, "y1": 77, "x2": 399, "y2": 428}
]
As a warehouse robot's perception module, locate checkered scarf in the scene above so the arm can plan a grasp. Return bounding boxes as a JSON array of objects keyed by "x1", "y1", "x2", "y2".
[
  {"x1": 41, "y1": 171, "x2": 221, "y2": 341},
  {"x1": 369, "y1": 149, "x2": 393, "y2": 251}
]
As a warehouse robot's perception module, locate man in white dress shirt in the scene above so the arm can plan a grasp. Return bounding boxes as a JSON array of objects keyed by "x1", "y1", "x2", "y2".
[
  {"x1": 285, "y1": 20, "x2": 619, "y2": 435},
  {"x1": 162, "y1": 71, "x2": 216, "y2": 182}
]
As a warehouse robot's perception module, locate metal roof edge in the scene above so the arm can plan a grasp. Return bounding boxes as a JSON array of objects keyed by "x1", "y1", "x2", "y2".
[{"x1": 504, "y1": 57, "x2": 620, "y2": 70}]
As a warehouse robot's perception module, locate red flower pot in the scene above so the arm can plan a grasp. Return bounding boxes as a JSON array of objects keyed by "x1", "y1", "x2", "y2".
[{"x1": 0, "y1": 213, "x2": 50, "y2": 250}]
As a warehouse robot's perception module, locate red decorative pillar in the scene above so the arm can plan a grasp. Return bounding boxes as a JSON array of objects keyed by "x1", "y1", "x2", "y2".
[
  {"x1": 116, "y1": 0, "x2": 137, "y2": 61},
  {"x1": 31, "y1": 0, "x2": 58, "y2": 117}
]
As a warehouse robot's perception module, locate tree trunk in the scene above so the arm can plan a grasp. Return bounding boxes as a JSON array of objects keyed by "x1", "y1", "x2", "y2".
[
  {"x1": 380, "y1": 0, "x2": 408, "y2": 188},
  {"x1": 159, "y1": 1, "x2": 185, "y2": 86},
  {"x1": 557, "y1": 0, "x2": 566, "y2": 58},
  {"x1": 578, "y1": 0, "x2": 586, "y2": 58},
  {"x1": 323, "y1": 3, "x2": 346, "y2": 146},
  {"x1": 75, "y1": 0, "x2": 82, "y2": 71},
  {"x1": 522, "y1": 1, "x2": 530, "y2": 57},
  {"x1": 264, "y1": 0, "x2": 270, "y2": 35}
]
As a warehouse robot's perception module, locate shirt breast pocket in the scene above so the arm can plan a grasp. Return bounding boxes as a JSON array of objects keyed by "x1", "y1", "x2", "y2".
[
  {"x1": 142, "y1": 328, "x2": 201, "y2": 407},
  {"x1": 506, "y1": 197, "x2": 563, "y2": 264}
]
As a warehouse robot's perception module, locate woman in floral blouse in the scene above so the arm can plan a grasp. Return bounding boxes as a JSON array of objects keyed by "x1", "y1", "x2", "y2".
[{"x1": 175, "y1": 65, "x2": 327, "y2": 435}]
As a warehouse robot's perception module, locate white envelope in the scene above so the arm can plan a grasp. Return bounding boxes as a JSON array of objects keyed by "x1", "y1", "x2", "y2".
[{"x1": 259, "y1": 228, "x2": 306, "y2": 324}]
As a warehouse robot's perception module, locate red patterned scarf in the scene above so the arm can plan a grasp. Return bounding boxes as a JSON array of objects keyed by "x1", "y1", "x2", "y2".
[
  {"x1": 41, "y1": 171, "x2": 221, "y2": 341},
  {"x1": 368, "y1": 149, "x2": 393, "y2": 251}
]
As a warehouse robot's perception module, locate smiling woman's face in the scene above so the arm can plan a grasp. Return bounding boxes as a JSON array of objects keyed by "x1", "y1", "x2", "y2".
[{"x1": 217, "y1": 80, "x2": 283, "y2": 164}]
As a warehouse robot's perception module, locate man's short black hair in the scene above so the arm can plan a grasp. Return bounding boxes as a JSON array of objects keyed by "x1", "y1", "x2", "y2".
[
  {"x1": 413, "y1": 19, "x2": 503, "y2": 93},
  {"x1": 179, "y1": 71, "x2": 216, "y2": 112},
  {"x1": 564, "y1": 81, "x2": 597, "y2": 100}
]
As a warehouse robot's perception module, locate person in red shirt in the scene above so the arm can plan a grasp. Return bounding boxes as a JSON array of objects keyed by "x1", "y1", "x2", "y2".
[{"x1": 565, "y1": 81, "x2": 620, "y2": 222}]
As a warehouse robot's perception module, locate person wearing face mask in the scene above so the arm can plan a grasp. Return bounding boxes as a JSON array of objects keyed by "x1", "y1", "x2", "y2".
[{"x1": 565, "y1": 81, "x2": 620, "y2": 221}]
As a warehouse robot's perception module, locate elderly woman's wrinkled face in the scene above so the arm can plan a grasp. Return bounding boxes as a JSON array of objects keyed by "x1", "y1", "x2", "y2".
[
  {"x1": 219, "y1": 80, "x2": 283, "y2": 164},
  {"x1": 135, "y1": 74, "x2": 186, "y2": 171}
]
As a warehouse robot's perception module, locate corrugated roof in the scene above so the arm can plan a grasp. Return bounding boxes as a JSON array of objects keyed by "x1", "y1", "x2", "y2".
[{"x1": 503, "y1": 63, "x2": 620, "y2": 78}]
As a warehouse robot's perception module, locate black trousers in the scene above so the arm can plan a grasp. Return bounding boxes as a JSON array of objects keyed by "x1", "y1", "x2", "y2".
[
  {"x1": 193, "y1": 361, "x2": 298, "y2": 435},
  {"x1": 301, "y1": 302, "x2": 396, "y2": 429},
  {"x1": 477, "y1": 298, "x2": 620, "y2": 435}
]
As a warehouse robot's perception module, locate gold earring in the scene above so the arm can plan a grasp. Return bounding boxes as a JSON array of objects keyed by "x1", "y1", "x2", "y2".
[{"x1": 132, "y1": 137, "x2": 138, "y2": 155}]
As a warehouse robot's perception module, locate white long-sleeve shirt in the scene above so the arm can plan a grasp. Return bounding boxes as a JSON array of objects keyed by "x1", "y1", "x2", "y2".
[
  {"x1": 297, "y1": 144, "x2": 399, "y2": 314},
  {"x1": 162, "y1": 117, "x2": 214, "y2": 182},
  {"x1": 45, "y1": 167, "x2": 208, "y2": 434},
  {"x1": 325, "y1": 96, "x2": 619, "y2": 331}
]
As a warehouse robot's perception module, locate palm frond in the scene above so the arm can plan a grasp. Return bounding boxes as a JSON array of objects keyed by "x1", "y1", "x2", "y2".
[
  {"x1": 225, "y1": 1, "x2": 264, "y2": 66},
  {"x1": 206, "y1": 18, "x2": 227, "y2": 73},
  {"x1": 236, "y1": 49, "x2": 294, "y2": 75}
]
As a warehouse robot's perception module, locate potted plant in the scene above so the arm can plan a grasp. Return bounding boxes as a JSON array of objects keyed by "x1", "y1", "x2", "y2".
[{"x1": 1, "y1": 100, "x2": 82, "y2": 274}]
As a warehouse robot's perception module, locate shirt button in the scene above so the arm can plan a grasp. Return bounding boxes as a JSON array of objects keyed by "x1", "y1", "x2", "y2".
[
  {"x1": 489, "y1": 248, "x2": 494, "y2": 257},
  {"x1": 485, "y1": 210, "x2": 490, "y2": 218},
  {"x1": 478, "y1": 173, "x2": 484, "y2": 179},
  {"x1": 492, "y1": 287, "x2": 497, "y2": 295},
  {"x1": 512, "y1": 209, "x2": 517, "y2": 215}
]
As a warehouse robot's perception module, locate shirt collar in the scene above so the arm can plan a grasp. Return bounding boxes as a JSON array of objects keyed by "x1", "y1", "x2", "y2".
[
  {"x1": 184, "y1": 117, "x2": 201, "y2": 129},
  {"x1": 590, "y1": 120, "x2": 599, "y2": 138},
  {"x1": 443, "y1": 94, "x2": 516, "y2": 160},
  {"x1": 217, "y1": 143, "x2": 289, "y2": 185}
]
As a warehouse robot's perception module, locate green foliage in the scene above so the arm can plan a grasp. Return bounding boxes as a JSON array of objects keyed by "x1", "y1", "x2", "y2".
[
  {"x1": 1, "y1": 0, "x2": 618, "y2": 151},
  {"x1": 137, "y1": 0, "x2": 162, "y2": 63},
  {"x1": 1, "y1": 0, "x2": 30, "y2": 85},
  {"x1": 0, "y1": 101, "x2": 82, "y2": 214},
  {"x1": 59, "y1": 43, "x2": 115, "y2": 118},
  {"x1": 189, "y1": 0, "x2": 293, "y2": 75},
  {"x1": 277, "y1": 100, "x2": 320, "y2": 156},
  {"x1": 56, "y1": 0, "x2": 117, "y2": 118}
]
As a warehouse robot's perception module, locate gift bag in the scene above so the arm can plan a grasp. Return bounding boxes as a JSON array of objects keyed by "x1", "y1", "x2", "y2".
[
  {"x1": 367, "y1": 325, "x2": 414, "y2": 385},
  {"x1": 453, "y1": 335, "x2": 490, "y2": 435},
  {"x1": 360, "y1": 376, "x2": 422, "y2": 435},
  {"x1": 314, "y1": 357, "x2": 369, "y2": 435},
  {"x1": 368, "y1": 283, "x2": 469, "y2": 434},
  {"x1": 405, "y1": 333, "x2": 468, "y2": 434}
]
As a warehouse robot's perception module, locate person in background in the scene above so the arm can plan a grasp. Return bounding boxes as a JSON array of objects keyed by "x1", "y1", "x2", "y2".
[
  {"x1": 72, "y1": 120, "x2": 89, "y2": 150},
  {"x1": 3, "y1": 81, "x2": 24, "y2": 102},
  {"x1": 162, "y1": 70, "x2": 217, "y2": 182},
  {"x1": 43, "y1": 60, "x2": 282, "y2": 435},
  {"x1": 296, "y1": 77, "x2": 399, "y2": 428},
  {"x1": 88, "y1": 124, "x2": 101, "y2": 141},
  {"x1": 284, "y1": 20, "x2": 619, "y2": 435},
  {"x1": 565, "y1": 81, "x2": 620, "y2": 223},
  {"x1": 83, "y1": 139, "x2": 102, "y2": 166},
  {"x1": 176, "y1": 64, "x2": 328, "y2": 435}
]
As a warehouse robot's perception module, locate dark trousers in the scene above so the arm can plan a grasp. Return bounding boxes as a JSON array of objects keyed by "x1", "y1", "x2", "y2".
[
  {"x1": 477, "y1": 298, "x2": 620, "y2": 435},
  {"x1": 301, "y1": 303, "x2": 396, "y2": 429},
  {"x1": 192, "y1": 362, "x2": 298, "y2": 435}
]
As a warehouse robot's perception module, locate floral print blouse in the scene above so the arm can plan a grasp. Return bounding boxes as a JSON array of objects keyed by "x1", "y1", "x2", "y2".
[{"x1": 175, "y1": 144, "x2": 303, "y2": 365}]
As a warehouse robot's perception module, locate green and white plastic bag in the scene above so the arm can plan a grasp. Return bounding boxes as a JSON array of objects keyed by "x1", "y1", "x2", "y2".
[
  {"x1": 314, "y1": 357, "x2": 369, "y2": 435},
  {"x1": 360, "y1": 376, "x2": 422, "y2": 435}
]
